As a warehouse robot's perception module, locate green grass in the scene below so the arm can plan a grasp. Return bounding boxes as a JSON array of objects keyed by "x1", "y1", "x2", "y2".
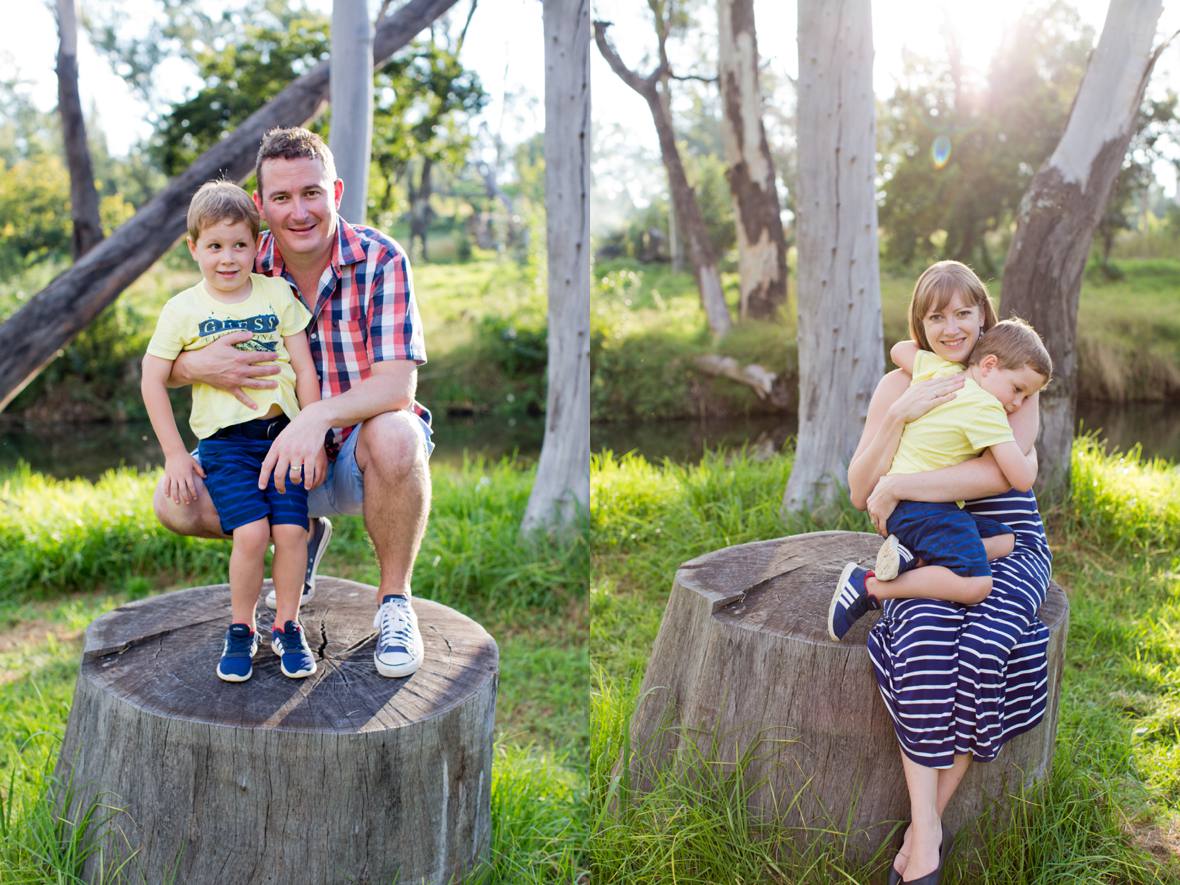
[
  {"x1": 0, "y1": 457, "x2": 587, "y2": 883},
  {"x1": 589, "y1": 440, "x2": 1180, "y2": 881},
  {"x1": 591, "y1": 258, "x2": 1180, "y2": 422}
]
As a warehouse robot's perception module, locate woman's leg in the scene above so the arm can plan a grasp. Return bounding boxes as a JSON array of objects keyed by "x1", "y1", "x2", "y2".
[
  {"x1": 897, "y1": 753, "x2": 972, "y2": 874},
  {"x1": 897, "y1": 751, "x2": 942, "y2": 881}
]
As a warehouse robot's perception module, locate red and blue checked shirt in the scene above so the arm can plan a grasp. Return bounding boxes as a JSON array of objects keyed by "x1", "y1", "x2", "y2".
[{"x1": 256, "y1": 219, "x2": 429, "y2": 458}]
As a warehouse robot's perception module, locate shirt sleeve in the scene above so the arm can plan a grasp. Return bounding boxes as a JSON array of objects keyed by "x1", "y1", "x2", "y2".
[
  {"x1": 965, "y1": 397, "x2": 1016, "y2": 450},
  {"x1": 271, "y1": 280, "x2": 312, "y2": 336},
  {"x1": 145, "y1": 298, "x2": 185, "y2": 361},
  {"x1": 369, "y1": 247, "x2": 427, "y2": 365}
]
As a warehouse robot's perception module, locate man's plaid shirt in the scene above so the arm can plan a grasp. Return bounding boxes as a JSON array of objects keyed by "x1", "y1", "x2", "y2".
[{"x1": 256, "y1": 219, "x2": 429, "y2": 457}]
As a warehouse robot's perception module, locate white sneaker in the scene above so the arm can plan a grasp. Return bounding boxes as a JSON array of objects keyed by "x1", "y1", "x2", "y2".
[
  {"x1": 266, "y1": 517, "x2": 332, "y2": 609},
  {"x1": 373, "y1": 594, "x2": 424, "y2": 678}
]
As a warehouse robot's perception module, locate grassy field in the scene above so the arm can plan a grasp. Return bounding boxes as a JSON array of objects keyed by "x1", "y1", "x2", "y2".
[
  {"x1": 0, "y1": 457, "x2": 587, "y2": 883},
  {"x1": 588, "y1": 439, "x2": 1180, "y2": 882},
  {"x1": 591, "y1": 258, "x2": 1180, "y2": 422}
]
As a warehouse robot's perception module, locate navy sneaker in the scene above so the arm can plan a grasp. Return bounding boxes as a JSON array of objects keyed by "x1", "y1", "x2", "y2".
[
  {"x1": 216, "y1": 623, "x2": 258, "y2": 683},
  {"x1": 828, "y1": 563, "x2": 879, "y2": 640},
  {"x1": 266, "y1": 517, "x2": 333, "y2": 610},
  {"x1": 373, "y1": 594, "x2": 424, "y2": 678},
  {"x1": 875, "y1": 534, "x2": 918, "y2": 582},
  {"x1": 272, "y1": 620, "x2": 317, "y2": 679}
]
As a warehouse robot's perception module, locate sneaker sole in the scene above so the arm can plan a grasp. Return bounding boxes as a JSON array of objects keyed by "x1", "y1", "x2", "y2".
[
  {"x1": 374, "y1": 654, "x2": 422, "y2": 679},
  {"x1": 280, "y1": 661, "x2": 317, "y2": 679},
  {"x1": 216, "y1": 667, "x2": 252, "y2": 683},
  {"x1": 875, "y1": 535, "x2": 900, "y2": 582},
  {"x1": 827, "y1": 562, "x2": 859, "y2": 641}
]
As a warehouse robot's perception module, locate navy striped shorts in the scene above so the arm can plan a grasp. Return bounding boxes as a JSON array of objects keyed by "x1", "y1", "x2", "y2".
[
  {"x1": 197, "y1": 417, "x2": 309, "y2": 535},
  {"x1": 886, "y1": 500, "x2": 1013, "y2": 578}
]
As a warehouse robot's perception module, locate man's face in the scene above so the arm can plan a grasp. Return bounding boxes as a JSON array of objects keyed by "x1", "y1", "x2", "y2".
[{"x1": 254, "y1": 156, "x2": 343, "y2": 262}]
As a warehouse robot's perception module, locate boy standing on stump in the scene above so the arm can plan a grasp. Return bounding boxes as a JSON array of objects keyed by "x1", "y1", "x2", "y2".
[
  {"x1": 142, "y1": 181, "x2": 320, "y2": 682},
  {"x1": 153, "y1": 128, "x2": 434, "y2": 680}
]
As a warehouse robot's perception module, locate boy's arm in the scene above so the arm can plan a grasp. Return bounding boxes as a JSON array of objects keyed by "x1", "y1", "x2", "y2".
[
  {"x1": 141, "y1": 355, "x2": 205, "y2": 503},
  {"x1": 283, "y1": 332, "x2": 326, "y2": 490},
  {"x1": 890, "y1": 340, "x2": 920, "y2": 374},
  {"x1": 988, "y1": 440, "x2": 1037, "y2": 492}
]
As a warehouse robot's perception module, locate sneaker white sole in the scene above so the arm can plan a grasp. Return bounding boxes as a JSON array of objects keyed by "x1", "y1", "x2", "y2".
[
  {"x1": 374, "y1": 654, "x2": 421, "y2": 679},
  {"x1": 875, "y1": 535, "x2": 900, "y2": 582},
  {"x1": 828, "y1": 562, "x2": 859, "y2": 641},
  {"x1": 271, "y1": 640, "x2": 317, "y2": 678},
  {"x1": 216, "y1": 666, "x2": 252, "y2": 683}
]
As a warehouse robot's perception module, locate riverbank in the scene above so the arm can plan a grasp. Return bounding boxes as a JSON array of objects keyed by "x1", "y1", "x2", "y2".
[
  {"x1": 589, "y1": 438, "x2": 1180, "y2": 881},
  {"x1": 591, "y1": 258, "x2": 1180, "y2": 422}
]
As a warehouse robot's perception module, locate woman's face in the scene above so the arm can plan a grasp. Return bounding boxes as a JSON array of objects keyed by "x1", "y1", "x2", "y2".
[{"x1": 922, "y1": 291, "x2": 983, "y2": 363}]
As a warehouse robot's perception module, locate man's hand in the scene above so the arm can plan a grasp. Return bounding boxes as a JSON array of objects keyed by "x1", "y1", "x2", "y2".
[
  {"x1": 163, "y1": 451, "x2": 206, "y2": 505},
  {"x1": 259, "y1": 406, "x2": 331, "y2": 493},
  {"x1": 866, "y1": 474, "x2": 903, "y2": 535},
  {"x1": 173, "y1": 331, "x2": 281, "y2": 409}
]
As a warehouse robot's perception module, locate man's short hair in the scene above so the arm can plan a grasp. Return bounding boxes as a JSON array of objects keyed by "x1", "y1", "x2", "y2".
[
  {"x1": 255, "y1": 127, "x2": 337, "y2": 197},
  {"x1": 187, "y1": 180, "x2": 260, "y2": 241},
  {"x1": 968, "y1": 317, "x2": 1053, "y2": 382}
]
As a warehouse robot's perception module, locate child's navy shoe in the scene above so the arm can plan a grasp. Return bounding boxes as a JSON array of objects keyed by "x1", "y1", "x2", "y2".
[
  {"x1": 216, "y1": 623, "x2": 258, "y2": 683},
  {"x1": 875, "y1": 534, "x2": 918, "y2": 581},
  {"x1": 828, "y1": 563, "x2": 879, "y2": 640},
  {"x1": 272, "y1": 620, "x2": 317, "y2": 679}
]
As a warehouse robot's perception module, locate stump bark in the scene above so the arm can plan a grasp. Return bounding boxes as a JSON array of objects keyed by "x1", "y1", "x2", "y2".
[
  {"x1": 629, "y1": 531, "x2": 1068, "y2": 862},
  {"x1": 55, "y1": 577, "x2": 498, "y2": 884}
]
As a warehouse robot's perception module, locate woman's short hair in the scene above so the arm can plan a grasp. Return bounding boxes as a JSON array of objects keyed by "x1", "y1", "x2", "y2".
[
  {"x1": 186, "y1": 180, "x2": 260, "y2": 241},
  {"x1": 968, "y1": 317, "x2": 1053, "y2": 382},
  {"x1": 909, "y1": 260, "x2": 999, "y2": 350}
]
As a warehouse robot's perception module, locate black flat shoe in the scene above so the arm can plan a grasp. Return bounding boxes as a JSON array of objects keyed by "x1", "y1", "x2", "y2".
[{"x1": 898, "y1": 830, "x2": 947, "y2": 885}]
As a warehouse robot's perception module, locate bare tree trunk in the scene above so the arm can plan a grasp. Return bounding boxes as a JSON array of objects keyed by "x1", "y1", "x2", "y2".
[
  {"x1": 330, "y1": 0, "x2": 374, "y2": 223},
  {"x1": 783, "y1": 0, "x2": 883, "y2": 513},
  {"x1": 1000, "y1": 0, "x2": 1165, "y2": 501},
  {"x1": 594, "y1": 21, "x2": 731, "y2": 337},
  {"x1": 522, "y1": 0, "x2": 590, "y2": 536},
  {"x1": 55, "y1": 0, "x2": 102, "y2": 258},
  {"x1": 718, "y1": 0, "x2": 787, "y2": 320},
  {"x1": 409, "y1": 157, "x2": 434, "y2": 261},
  {"x1": 0, "y1": 0, "x2": 459, "y2": 411}
]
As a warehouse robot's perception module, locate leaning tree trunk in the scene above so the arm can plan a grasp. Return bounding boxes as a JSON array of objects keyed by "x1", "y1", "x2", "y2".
[
  {"x1": 0, "y1": 0, "x2": 459, "y2": 412},
  {"x1": 1000, "y1": 0, "x2": 1165, "y2": 501},
  {"x1": 718, "y1": 0, "x2": 788, "y2": 321},
  {"x1": 329, "y1": 0, "x2": 375, "y2": 223},
  {"x1": 593, "y1": 22, "x2": 732, "y2": 338},
  {"x1": 783, "y1": 0, "x2": 883, "y2": 513},
  {"x1": 521, "y1": 0, "x2": 591, "y2": 536},
  {"x1": 55, "y1": 0, "x2": 102, "y2": 258}
]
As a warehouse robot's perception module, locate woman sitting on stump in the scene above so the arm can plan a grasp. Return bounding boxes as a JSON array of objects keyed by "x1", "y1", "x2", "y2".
[{"x1": 846, "y1": 261, "x2": 1053, "y2": 885}]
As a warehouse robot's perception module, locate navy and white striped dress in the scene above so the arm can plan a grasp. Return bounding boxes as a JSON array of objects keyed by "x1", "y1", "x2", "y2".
[{"x1": 866, "y1": 490, "x2": 1052, "y2": 768}]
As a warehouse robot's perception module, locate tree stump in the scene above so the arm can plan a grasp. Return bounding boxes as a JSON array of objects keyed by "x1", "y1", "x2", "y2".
[
  {"x1": 629, "y1": 531, "x2": 1068, "y2": 862},
  {"x1": 55, "y1": 577, "x2": 498, "y2": 885}
]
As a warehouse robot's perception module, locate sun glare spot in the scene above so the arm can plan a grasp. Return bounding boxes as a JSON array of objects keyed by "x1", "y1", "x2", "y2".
[{"x1": 932, "y1": 135, "x2": 952, "y2": 170}]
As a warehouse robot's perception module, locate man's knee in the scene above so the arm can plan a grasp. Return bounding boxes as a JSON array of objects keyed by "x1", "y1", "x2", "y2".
[
  {"x1": 357, "y1": 412, "x2": 428, "y2": 478},
  {"x1": 153, "y1": 474, "x2": 221, "y2": 538}
]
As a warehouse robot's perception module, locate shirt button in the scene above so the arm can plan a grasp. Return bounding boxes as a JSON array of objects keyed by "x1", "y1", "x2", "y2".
[{"x1": 310, "y1": 333, "x2": 318, "y2": 340}]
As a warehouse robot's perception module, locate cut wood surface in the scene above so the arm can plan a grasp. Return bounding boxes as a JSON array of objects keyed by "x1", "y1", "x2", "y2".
[
  {"x1": 56, "y1": 577, "x2": 498, "y2": 884},
  {"x1": 629, "y1": 532, "x2": 1069, "y2": 862}
]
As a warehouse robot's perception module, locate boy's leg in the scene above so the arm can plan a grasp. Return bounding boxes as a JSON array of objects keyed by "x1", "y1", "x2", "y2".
[
  {"x1": 868, "y1": 567, "x2": 992, "y2": 606},
  {"x1": 271, "y1": 523, "x2": 310, "y2": 627},
  {"x1": 229, "y1": 518, "x2": 272, "y2": 627}
]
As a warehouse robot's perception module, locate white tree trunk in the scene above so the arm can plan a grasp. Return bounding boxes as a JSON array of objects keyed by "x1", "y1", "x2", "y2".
[
  {"x1": 783, "y1": 0, "x2": 883, "y2": 513},
  {"x1": 1000, "y1": 0, "x2": 1164, "y2": 501},
  {"x1": 522, "y1": 0, "x2": 590, "y2": 535},
  {"x1": 718, "y1": 0, "x2": 787, "y2": 320},
  {"x1": 330, "y1": 0, "x2": 374, "y2": 223}
]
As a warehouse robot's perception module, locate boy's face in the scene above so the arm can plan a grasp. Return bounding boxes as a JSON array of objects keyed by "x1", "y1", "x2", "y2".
[
  {"x1": 253, "y1": 156, "x2": 343, "y2": 265},
  {"x1": 975, "y1": 356, "x2": 1047, "y2": 414},
  {"x1": 187, "y1": 218, "x2": 257, "y2": 299}
]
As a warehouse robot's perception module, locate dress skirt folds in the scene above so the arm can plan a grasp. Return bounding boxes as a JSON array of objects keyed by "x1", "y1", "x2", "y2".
[{"x1": 866, "y1": 491, "x2": 1052, "y2": 769}]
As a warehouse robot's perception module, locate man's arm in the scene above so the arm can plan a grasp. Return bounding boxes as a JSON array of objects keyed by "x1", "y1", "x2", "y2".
[
  {"x1": 168, "y1": 330, "x2": 280, "y2": 407},
  {"x1": 260, "y1": 360, "x2": 417, "y2": 493}
]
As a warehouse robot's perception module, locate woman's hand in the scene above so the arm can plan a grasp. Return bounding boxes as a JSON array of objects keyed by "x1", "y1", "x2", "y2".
[
  {"x1": 886, "y1": 373, "x2": 965, "y2": 424},
  {"x1": 866, "y1": 474, "x2": 904, "y2": 535}
]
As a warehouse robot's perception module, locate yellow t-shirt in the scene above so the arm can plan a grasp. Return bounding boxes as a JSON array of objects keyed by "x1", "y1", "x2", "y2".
[
  {"x1": 888, "y1": 350, "x2": 1015, "y2": 477},
  {"x1": 146, "y1": 274, "x2": 312, "y2": 440}
]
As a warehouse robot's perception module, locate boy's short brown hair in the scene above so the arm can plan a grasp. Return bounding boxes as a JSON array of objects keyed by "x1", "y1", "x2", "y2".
[
  {"x1": 967, "y1": 317, "x2": 1053, "y2": 382},
  {"x1": 187, "y1": 180, "x2": 260, "y2": 241},
  {"x1": 254, "y1": 127, "x2": 337, "y2": 197},
  {"x1": 909, "y1": 260, "x2": 1000, "y2": 350}
]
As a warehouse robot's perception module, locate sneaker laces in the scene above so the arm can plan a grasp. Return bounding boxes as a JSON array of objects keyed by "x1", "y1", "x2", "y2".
[
  {"x1": 225, "y1": 626, "x2": 254, "y2": 656},
  {"x1": 377, "y1": 600, "x2": 413, "y2": 654}
]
